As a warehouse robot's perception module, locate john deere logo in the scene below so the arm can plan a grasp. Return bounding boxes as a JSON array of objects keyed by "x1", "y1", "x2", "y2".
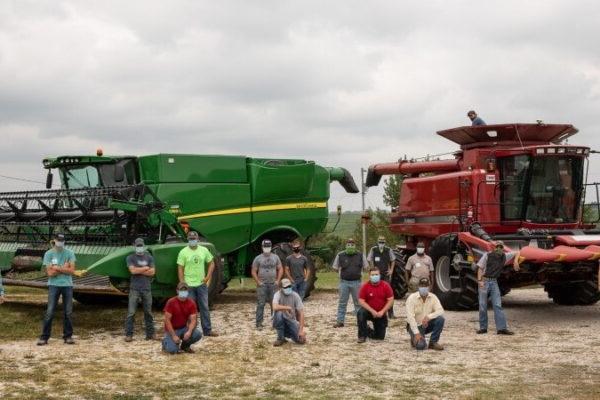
[{"x1": 193, "y1": 256, "x2": 200, "y2": 264}]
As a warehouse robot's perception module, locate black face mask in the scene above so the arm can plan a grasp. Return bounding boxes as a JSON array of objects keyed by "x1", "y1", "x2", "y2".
[{"x1": 293, "y1": 248, "x2": 301, "y2": 253}]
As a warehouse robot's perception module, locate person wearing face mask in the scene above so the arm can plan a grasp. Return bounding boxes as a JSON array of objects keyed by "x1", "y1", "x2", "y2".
[
  {"x1": 476, "y1": 241, "x2": 520, "y2": 335},
  {"x1": 356, "y1": 267, "x2": 394, "y2": 343},
  {"x1": 124, "y1": 238, "x2": 157, "y2": 342},
  {"x1": 272, "y1": 278, "x2": 306, "y2": 346},
  {"x1": 367, "y1": 236, "x2": 396, "y2": 318},
  {"x1": 176, "y1": 231, "x2": 218, "y2": 337},
  {"x1": 251, "y1": 239, "x2": 283, "y2": 330},
  {"x1": 37, "y1": 233, "x2": 77, "y2": 346},
  {"x1": 331, "y1": 238, "x2": 369, "y2": 328},
  {"x1": 404, "y1": 242, "x2": 434, "y2": 293},
  {"x1": 162, "y1": 282, "x2": 202, "y2": 354},
  {"x1": 405, "y1": 277, "x2": 445, "y2": 351},
  {"x1": 284, "y1": 240, "x2": 310, "y2": 299}
]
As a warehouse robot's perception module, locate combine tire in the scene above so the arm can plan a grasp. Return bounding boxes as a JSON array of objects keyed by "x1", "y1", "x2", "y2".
[
  {"x1": 73, "y1": 293, "x2": 125, "y2": 305},
  {"x1": 544, "y1": 275, "x2": 600, "y2": 306},
  {"x1": 429, "y1": 234, "x2": 479, "y2": 311},
  {"x1": 390, "y1": 252, "x2": 408, "y2": 299},
  {"x1": 207, "y1": 256, "x2": 224, "y2": 307},
  {"x1": 273, "y1": 242, "x2": 317, "y2": 300}
]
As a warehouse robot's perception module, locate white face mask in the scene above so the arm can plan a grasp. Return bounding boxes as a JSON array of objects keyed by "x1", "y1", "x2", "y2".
[
  {"x1": 416, "y1": 247, "x2": 425, "y2": 255},
  {"x1": 54, "y1": 241, "x2": 65, "y2": 249},
  {"x1": 263, "y1": 247, "x2": 272, "y2": 254}
]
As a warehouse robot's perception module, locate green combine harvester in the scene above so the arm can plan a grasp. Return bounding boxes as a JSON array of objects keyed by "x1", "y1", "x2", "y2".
[{"x1": 0, "y1": 153, "x2": 358, "y2": 303}]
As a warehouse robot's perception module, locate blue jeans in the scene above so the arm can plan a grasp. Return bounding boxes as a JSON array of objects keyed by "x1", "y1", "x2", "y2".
[
  {"x1": 125, "y1": 289, "x2": 155, "y2": 337},
  {"x1": 273, "y1": 311, "x2": 300, "y2": 342},
  {"x1": 162, "y1": 327, "x2": 202, "y2": 354},
  {"x1": 256, "y1": 283, "x2": 276, "y2": 327},
  {"x1": 336, "y1": 279, "x2": 361, "y2": 323},
  {"x1": 189, "y1": 284, "x2": 212, "y2": 335},
  {"x1": 40, "y1": 286, "x2": 73, "y2": 341},
  {"x1": 479, "y1": 279, "x2": 508, "y2": 331},
  {"x1": 406, "y1": 316, "x2": 445, "y2": 348},
  {"x1": 292, "y1": 280, "x2": 307, "y2": 299}
]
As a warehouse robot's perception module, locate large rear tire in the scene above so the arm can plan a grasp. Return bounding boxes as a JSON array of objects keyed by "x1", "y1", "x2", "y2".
[
  {"x1": 273, "y1": 242, "x2": 317, "y2": 300},
  {"x1": 544, "y1": 273, "x2": 600, "y2": 305},
  {"x1": 390, "y1": 251, "x2": 408, "y2": 299},
  {"x1": 429, "y1": 234, "x2": 479, "y2": 311},
  {"x1": 207, "y1": 256, "x2": 224, "y2": 307}
]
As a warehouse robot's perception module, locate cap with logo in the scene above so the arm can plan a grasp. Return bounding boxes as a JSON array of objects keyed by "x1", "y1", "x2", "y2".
[
  {"x1": 134, "y1": 238, "x2": 145, "y2": 246},
  {"x1": 262, "y1": 239, "x2": 272, "y2": 247},
  {"x1": 418, "y1": 277, "x2": 430, "y2": 287},
  {"x1": 187, "y1": 231, "x2": 199, "y2": 240},
  {"x1": 54, "y1": 233, "x2": 65, "y2": 241},
  {"x1": 281, "y1": 278, "x2": 292, "y2": 288},
  {"x1": 176, "y1": 282, "x2": 189, "y2": 291}
]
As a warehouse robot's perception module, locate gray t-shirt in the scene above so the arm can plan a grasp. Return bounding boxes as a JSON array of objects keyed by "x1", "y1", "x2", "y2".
[
  {"x1": 285, "y1": 254, "x2": 309, "y2": 282},
  {"x1": 126, "y1": 252, "x2": 155, "y2": 291},
  {"x1": 273, "y1": 290, "x2": 304, "y2": 321},
  {"x1": 252, "y1": 253, "x2": 281, "y2": 284},
  {"x1": 405, "y1": 254, "x2": 434, "y2": 279}
]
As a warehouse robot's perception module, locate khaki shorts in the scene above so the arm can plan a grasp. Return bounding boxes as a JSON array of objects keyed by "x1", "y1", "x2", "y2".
[{"x1": 408, "y1": 277, "x2": 420, "y2": 293}]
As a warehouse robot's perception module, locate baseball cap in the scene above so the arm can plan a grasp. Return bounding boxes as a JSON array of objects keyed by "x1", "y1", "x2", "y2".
[
  {"x1": 377, "y1": 236, "x2": 385, "y2": 242},
  {"x1": 418, "y1": 277, "x2": 430, "y2": 287},
  {"x1": 416, "y1": 241, "x2": 425, "y2": 248},
  {"x1": 187, "y1": 231, "x2": 199, "y2": 240},
  {"x1": 262, "y1": 239, "x2": 272, "y2": 247},
  {"x1": 176, "y1": 282, "x2": 189, "y2": 291},
  {"x1": 281, "y1": 278, "x2": 292, "y2": 288},
  {"x1": 346, "y1": 238, "x2": 355, "y2": 244},
  {"x1": 134, "y1": 238, "x2": 145, "y2": 246},
  {"x1": 54, "y1": 233, "x2": 65, "y2": 242},
  {"x1": 495, "y1": 240, "x2": 504, "y2": 248}
]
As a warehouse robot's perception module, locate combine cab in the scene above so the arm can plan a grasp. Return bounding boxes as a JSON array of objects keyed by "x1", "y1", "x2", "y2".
[
  {"x1": 0, "y1": 153, "x2": 358, "y2": 303},
  {"x1": 367, "y1": 123, "x2": 600, "y2": 310}
]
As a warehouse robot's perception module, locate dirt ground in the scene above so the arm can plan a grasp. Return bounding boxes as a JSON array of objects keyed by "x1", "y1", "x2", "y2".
[{"x1": 1, "y1": 288, "x2": 600, "y2": 400}]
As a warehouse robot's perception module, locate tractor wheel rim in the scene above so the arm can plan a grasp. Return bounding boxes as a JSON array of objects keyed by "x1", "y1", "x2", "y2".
[{"x1": 436, "y1": 255, "x2": 452, "y2": 293}]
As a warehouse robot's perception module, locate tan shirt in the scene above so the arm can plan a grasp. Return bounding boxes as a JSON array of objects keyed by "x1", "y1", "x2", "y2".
[
  {"x1": 405, "y1": 291, "x2": 444, "y2": 334},
  {"x1": 405, "y1": 254, "x2": 434, "y2": 279}
]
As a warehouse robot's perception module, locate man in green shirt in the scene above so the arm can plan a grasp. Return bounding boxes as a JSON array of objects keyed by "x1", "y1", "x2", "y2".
[
  {"x1": 177, "y1": 231, "x2": 218, "y2": 337},
  {"x1": 37, "y1": 233, "x2": 77, "y2": 345}
]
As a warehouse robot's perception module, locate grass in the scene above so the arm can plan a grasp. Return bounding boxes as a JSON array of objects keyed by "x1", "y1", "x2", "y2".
[
  {"x1": 226, "y1": 270, "x2": 341, "y2": 291},
  {"x1": 325, "y1": 211, "x2": 361, "y2": 238}
]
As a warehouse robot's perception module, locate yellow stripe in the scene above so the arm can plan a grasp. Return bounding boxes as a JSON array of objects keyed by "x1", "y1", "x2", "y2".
[{"x1": 178, "y1": 202, "x2": 327, "y2": 221}]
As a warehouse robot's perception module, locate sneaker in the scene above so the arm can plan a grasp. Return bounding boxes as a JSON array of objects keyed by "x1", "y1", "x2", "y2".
[
  {"x1": 273, "y1": 339, "x2": 287, "y2": 347},
  {"x1": 476, "y1": 329, "x2": 488, "y2": 334},
  {"x1": 64, "y1": 338, "x2": 76, "y2": 345},
  {"x1": 333, "y1": 322, "x2": 344, "y2": 328},
  {"x1": 256, "y1": 324, "x2": 264, "y2": 331},
  {"x1": 497, "y1": 329, "x2": 515, "y2": 335},
  {"x1": 37, "y1": 339, "x2": 48, "y2": 346},
  {"x1": 296, "y1": 337, "x2": 306, "y2": 345},
  {"x1": 205, "y1": 331, "x2": 219, "y2": 337},
  {"x1": 388, "y1": 314, "x2": 396, "y2": 319},
  {"x1": 429, "y1": 342, "x2": 444, "y2": 351},
  {"x1": 125, "y1": 336, "x2": 133, "y2": 342},
  {"x1": 145, "y1": 334, "x2": 160, "y2": 341},
  {"x1": 357, "y1": 337, "x2": 366, "y2": 344},
  {"x1": 182, "y1": 347, "x2": 195, "y2": 353}
]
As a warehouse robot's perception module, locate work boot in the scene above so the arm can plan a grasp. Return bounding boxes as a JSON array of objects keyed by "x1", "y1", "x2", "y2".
[
  {"x1": 429, "y1": 342, "x2": 444, "y2": 351},
  {"x1": 333, "y1": 322, "x2": 344, "y2": 328},
  {"x1": 125, "y1": 336, "x2": 133, "y2": 342},
  {"x1": 497, "y1": 329, "x2": 515, "y2": 335},
  {"x1": 273, "y1": 339, "x2": 287, "y2": 347},
  {"x1": 256, "y1": 324, "x2": 264, "y2": 331},
  {"x1": 64, "y1": 338, "x2": 76, "y2": 345},
  {"x1": 37, "y1": 339, "x2": 48, "y2": 346},
  {"x1": 145, "y1": 334, "x2": 160, "y2": 341},
  {"x1": 205, "y1": 331, "x2": 219, "y2": 337},
  {"x1": 357, "y1": 337, "x2": 366, "y2": 344},
  {"x1": 182, "y1": 347, "x2": 195, "y2": 354},
  {"x1": 476, "y1": 329, "x2": 488, "y2": 334}
]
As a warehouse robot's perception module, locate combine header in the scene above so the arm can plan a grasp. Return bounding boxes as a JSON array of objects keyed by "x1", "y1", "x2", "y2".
[{"x1": 367, "y1": 123, "x2": 600, "y2": 309}]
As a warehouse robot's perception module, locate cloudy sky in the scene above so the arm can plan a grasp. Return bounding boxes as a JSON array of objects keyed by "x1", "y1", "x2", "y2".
[{"x1": 1, "y1": 1, "x2": 600, "y2": 210}]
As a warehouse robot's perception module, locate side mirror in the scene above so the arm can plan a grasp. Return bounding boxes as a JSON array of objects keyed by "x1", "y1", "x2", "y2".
[
  {"x1": 46, "y1": 171, "x2": 53, "y2": 189},
  {"x1": 114, "y1": 164, "x2": 125, "y2": 183}
]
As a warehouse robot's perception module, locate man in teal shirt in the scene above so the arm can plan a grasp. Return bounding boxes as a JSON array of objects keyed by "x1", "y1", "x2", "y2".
[
  {"x1": 0, "y1": 274, "x2": 5, "y2": 304},
  {"x1": 177, "y1": 231, "x2": 218, "y2": 337},
  {"x1": 38, "y1": 233, "x2": 77, "y2": 345}
]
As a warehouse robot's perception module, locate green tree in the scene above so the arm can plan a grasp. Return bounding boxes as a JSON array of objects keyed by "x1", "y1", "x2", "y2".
[
  {"x1": 352, "y1": 208, "x2": 403, "y2": 252},
  {"x1": 382, "y1": 174, "x2": 403, "y2": 209}
]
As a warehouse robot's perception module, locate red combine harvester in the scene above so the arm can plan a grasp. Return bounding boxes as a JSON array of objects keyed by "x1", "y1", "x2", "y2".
[{"x1": 367, "y1": 123, "x2": 600, "y2": 310}]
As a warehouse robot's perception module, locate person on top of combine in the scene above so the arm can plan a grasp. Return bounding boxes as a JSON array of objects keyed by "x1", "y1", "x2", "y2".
[
  {"x1": 356, "y1": 267, "x2": 394, "y2": 343},
  {"x1": 252, "y1": 239, "x2": 283, "y2": 330},
  {"x1": 162, "y1": 282, "x2": 202, "y2": 354},
  {"x1": 284, "y1": 239, "x2": 310, "y2": 299},
  {"x1": 124, "y1": 238, "x2": 157, "y2": 342},
  {"x1": 37, "y1": 233, "x2": 77, "y2": 346},
  {"x1": 404, "y1": 242, "x2": 434, "y2": 293},
  {"x1": 476, "y1": 241, "x2": 519, "y2": 336},
  {"x1": 332, "y1": 238, "x2": 368, "y2": 328},
  {"x1": 467, "y1": 110, "x2": 486, "y2": 126},
  {"x1": 177, "y1": 231, "x2": 218, "y2": 337},
  {"x1": 405, "y1": 277, "x2": 445, "y2": 351},
  {"x1": 367, "y1": 236, "x2": 396, "y2": 318},
  {"x1": 272, "y1": 278, "x2": 306, "y2": 346},
  {"x1": 0, "y1": 274, "x2": 5, "y2": 304}
]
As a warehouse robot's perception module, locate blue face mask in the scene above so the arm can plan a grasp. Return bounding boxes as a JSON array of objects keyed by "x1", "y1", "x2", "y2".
[
  {"x1": 135, "y1": 246, "x2": 145, "y2": 255},
  {"x1": 370, "y1": 274, "x2": 381, "y2": 284},
  {"x1": 283, "y1": 287, "x2": 293, "y2": 295},
  {"x1": 188, "y1": 240, "x2": 198, "y2": 247},
  {"x1": 418, "y1": 287, "x2": 429, "y2": 297},
  {"x1": 177, "y1": 290, "x2": 189, "y2": 299}
]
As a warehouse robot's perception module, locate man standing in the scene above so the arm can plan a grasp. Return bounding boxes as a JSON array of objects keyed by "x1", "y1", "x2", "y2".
[
  {"x1": 467, "y1": 110, "x2": 486, "y2": 126},
  {"x1": 162, "y1": 282, "x2": 202, "y2": 354},
  {"x1": 406, "y1": 278, "x2": 445, "y2": 351},
  {"x1": 0, "y1": 274, "x2": 5, "y2": 305},
  {"x1": 272, "y1": 278, "x2": 306, "y2": 346},
  {"x1": 124, "y1": 238, "x2": 157, "y2": 342},
  {"x1": 367, "y1": 236, "x2": 396, "y2": 318},
  {"x1": 332, "y1": 238, "x2": 368, "y2": 328},
  {"x1": 37, "y1": 233, "x2": 76, "y2": 346},
  {"x1": 477, "y1": 241, "x2": 519, "y2": 335},
  {"x1": 284, "y1": 240, "x2": 310, "y2": 299},
  {"x1": 356, "y1": 267, "x2": 394, "y2": 343},
  {"x1": 404, "y1": 242, "x2": 434, "y2": 293},
  {"x1": 252, "y1": 239, "x2": 283, "y2": 330},
  {"x1": 177, "y1": 231, "x2": 218, "y2": 337}
]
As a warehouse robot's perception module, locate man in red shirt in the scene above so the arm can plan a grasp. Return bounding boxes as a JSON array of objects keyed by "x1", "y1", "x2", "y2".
[
  {"x1": 162, "y1": 282, "x2": 202, "y2": 354},
  {"x1": 357, "y1": 267, "x2": 394, "y2": 343}
]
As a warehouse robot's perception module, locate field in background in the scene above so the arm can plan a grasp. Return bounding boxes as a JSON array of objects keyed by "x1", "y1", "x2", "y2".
[{"x1": 325, "y1": 211, "x2": 361, "y2": 239}]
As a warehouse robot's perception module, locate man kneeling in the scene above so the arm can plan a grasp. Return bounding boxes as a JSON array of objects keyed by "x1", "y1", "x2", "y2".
[
  {"x1": 272, "y1": 279, "x2": 306, "y2": 346},
  {"x1": 357, "y1": 267, "x2": 394, "y2": 343},
  {"x1": 162, "y1": 282, "x2": 202, "y2": 354},
  {"x1": 405, "y1": 277, "x2": 445, "y2": 350}
]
